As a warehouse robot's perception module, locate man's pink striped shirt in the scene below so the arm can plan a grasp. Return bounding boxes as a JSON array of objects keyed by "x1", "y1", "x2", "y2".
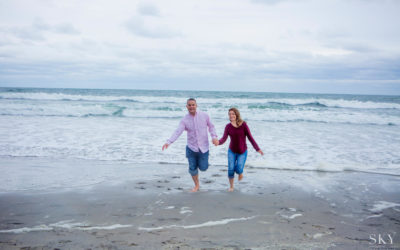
[{"x1": 167, "y1": 110, "x2": 218, "y2": 153}]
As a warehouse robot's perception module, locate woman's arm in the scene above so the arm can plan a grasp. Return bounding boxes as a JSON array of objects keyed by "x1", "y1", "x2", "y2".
[
  {"x1": 244, "y1": 122, "x2": 262, "y2": 153},
  {"x1": 218, "y1": 125, "x2": 229, "y2": 145}
]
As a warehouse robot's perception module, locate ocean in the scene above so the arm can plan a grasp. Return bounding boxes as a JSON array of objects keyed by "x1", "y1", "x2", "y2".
[{"x1": 0, "y1": 87, "x2": 399, "y2": 191}]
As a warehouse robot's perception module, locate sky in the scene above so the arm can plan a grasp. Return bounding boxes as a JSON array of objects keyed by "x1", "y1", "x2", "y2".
[{"x1": 0, "y1": 0, "x2": 399, "y2": 95}]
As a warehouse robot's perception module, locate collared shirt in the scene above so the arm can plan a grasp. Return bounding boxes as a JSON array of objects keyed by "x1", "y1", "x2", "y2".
[{"x1": 167, "y1": 110, "x2": 217, "y2": 153}]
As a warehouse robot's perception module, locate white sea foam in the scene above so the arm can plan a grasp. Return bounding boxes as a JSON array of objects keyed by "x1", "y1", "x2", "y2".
[
  {"x1": 180, "y1": 207, "x2": 192, "y2": 214},
  {"x1": 0, "y1": 225, "x2": 53, "y2": 233},
  {"x1": 280, "y1": 213, "x2": 303, "y2": 220},
  {"x1": 0, "y1": 220, "x2": 132, "y2": 234},
  {"x1": 365, "y1": 214, "x2": 384, "y2": 219},
  {"x1": 370, "y1": 201, "x2": 400, "y2": 212},
  {"x1": 313, "y1": 231, "x2": 332, "y2": 239},
  {"x1": 138, "y1": 216, "x2": 256, "y2": 231}
]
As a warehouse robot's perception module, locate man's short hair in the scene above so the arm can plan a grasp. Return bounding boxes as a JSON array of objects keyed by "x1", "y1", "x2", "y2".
[{"x1": 187, "y1": 98, "x2": 196, "y2": 104}]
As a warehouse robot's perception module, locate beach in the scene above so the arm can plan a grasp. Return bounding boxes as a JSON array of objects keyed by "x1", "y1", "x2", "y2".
[
  {"x1": 0, "y1": 88, "x2": 399, "y2": 249},
  {"x1": 0, "y1": 158, "x2": 399, "y2": 249}
]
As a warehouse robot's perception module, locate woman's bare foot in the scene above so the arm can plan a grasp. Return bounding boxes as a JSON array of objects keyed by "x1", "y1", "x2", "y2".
[
  {"x1": 238, "y1": 174, "x2": 243, "y2": 181},
  {"x1": 191, "y1": 186, "x2": 200, "y2": 192},
  {"x1": 228, "y1": 187, "x2": 234, "y2": 192}
]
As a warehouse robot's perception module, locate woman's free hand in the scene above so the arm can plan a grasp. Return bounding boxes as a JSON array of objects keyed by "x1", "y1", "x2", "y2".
[{"x1": 257, "y1": 150, "x2": 264, "y2": 156}]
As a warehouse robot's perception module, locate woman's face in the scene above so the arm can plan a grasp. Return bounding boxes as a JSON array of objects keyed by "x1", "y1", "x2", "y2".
[{"x1": 229, "y1": 110, "x2": 236, "y2": 122}]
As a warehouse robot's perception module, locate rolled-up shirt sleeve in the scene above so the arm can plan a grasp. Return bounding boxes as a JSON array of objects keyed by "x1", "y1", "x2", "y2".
[{"x1": 167, "y1": 119, "x2": 186, "y2": 144}]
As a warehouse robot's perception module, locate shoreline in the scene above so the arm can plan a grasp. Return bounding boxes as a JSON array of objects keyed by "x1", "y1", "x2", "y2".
[
  {"x1": 0, "y1": 160, "x2": 399, "y2": 249},
  {"x1": 1, "y1": 156, "x2": 399, "y2": 194}
]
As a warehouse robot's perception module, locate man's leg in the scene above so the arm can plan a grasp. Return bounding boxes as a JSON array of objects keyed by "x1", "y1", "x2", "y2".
[
  {"x1": 193, "y1": 150, "x2": 209, "y2": 192},
  {"x1": 186, "y1": 146, "x2": 200, "y2": 192},
  {"x1": 191, "y1": 174, "x2": 200, "y2": 192}
]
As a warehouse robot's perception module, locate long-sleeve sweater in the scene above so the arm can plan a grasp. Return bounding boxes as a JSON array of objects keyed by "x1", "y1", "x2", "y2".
[{"x1": 218, "y1": 121, "x2": 260, "y2": 154}]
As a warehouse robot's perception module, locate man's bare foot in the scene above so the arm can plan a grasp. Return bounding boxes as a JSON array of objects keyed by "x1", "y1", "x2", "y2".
[
  {"x1": 228, "y1": 187, "x2": 234, "y2": 192},
  {"x1": 238, "y1": 174, "x2": 243, "y2": 181},
  {"x1": 191, "y1": 186, "x2": 200, "y2": 192}
]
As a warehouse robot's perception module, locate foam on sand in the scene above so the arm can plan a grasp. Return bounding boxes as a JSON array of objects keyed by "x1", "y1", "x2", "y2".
[
  {"x1": 138, "y1": 216, "x2": 256, "y2": 231},
  {"x1": 370, "y1": 201, "x2": 400, "y2": 212},
  {"x1": 180, "y1": 207, "x2": 192, "y2": 214},
  {"x1": 281, "y1": 213, "x2": 303, "y2": 220},
  {"x1": 0, "y1": 220, "x2": 132, "y2": 234}
]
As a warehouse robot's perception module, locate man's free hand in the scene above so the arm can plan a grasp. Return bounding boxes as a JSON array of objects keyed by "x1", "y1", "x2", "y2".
[{"x1": 162, "y1": 143, "x2": 169, "y2": 151}]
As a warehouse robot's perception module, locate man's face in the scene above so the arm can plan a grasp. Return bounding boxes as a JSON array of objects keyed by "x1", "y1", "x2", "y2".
[{"x1": 186, "y1": 100, "x2": 197, "y2": 115}]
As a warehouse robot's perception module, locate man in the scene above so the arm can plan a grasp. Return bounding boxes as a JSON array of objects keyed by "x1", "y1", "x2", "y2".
[{"x1": 162, "y1": 98, "x2": 218, "y2": 192}]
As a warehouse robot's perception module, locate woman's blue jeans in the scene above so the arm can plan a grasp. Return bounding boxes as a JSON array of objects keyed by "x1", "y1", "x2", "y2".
[{"x1": 227, "y1": 149, "x2": 248, "y2": 179}]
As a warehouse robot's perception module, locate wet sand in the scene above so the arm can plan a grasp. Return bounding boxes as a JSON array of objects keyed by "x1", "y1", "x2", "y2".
[{"x1": 0, "y1": 163, "x2": 399, "y2": 249}]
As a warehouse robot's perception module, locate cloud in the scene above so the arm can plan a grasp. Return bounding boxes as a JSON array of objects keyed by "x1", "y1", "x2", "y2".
[
  {"x1": 124, "y1": 16, "x2": 181, "y2": 39},
  {"x1": 8, "y1": 26, "x2": 46, "y2": 41},
  {"x1": 250, "y1": 0, "x2": 305, "y2": 5},
  {"x1": 124, "y1": 2, "x2": 181, "y2": 39},
  {"x1": 3, "y1": 18, "x2": 80, "y2": 42},
  {"x1": 137, "y1": 2, "x2": 160, "y2": 16},
  {"x1": 52, "y1": 23, "x2": 80, "y2": 35},
  {"x1": 0, "y1": 0, "x2": 399, "y2": 94}
]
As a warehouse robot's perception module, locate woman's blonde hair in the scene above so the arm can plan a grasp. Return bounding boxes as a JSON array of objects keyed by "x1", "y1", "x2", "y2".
[{"x1": 229, "y1": 107, "x2": 244, "y2": 126}]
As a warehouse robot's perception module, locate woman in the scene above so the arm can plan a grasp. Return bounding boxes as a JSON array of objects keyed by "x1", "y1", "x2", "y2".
[{"x1": 216, "y1": 108, "x2": 263, "y2": 191}]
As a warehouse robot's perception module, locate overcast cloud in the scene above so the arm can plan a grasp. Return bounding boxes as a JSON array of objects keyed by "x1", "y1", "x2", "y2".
[{"x1": 0, "y1": 0, "x2": 399, "y2": 94}]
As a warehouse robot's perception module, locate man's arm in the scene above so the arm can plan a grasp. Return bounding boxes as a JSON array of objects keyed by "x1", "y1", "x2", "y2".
[
  {"x1": 206, "y1": 114, "x2": 218, "y2": 145},
  {"x1": 162, "y1": 119, "x2": 185, "y2": 150}
]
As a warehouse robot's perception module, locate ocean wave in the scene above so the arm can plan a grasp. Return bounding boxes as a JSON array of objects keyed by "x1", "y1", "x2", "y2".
[
  {"x1": 0, "y1": 92, "x2": 189, "y2": 104},
  {"x1": 255, "y1": 119, "x2": 397, "y2": 126},
  {"x1": 247, "y1": 101, "x2": 329, "y2": 110},
  {"x1": 1, "y1": 92, "x2": 400, "y2": 110},
  {"x1": 0, "y1": 109, "x2": 397, "y2": 126},
  {"x1": 246, "y1": 99, "x2": 400, "y2": 110}
]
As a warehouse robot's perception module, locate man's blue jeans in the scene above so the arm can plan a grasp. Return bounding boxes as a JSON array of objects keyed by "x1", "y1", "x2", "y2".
[
  {"x1": 186, "y1": 146, "x2": 209, "y2": 176},
  {"x1": 227, "y1": 149, "x2": 248, "y2": 179}
]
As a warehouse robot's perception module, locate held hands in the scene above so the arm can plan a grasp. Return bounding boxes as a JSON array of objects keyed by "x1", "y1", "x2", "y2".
[
  {"x1": 257, "y1": 150, "x2": 264, "y2": 156},
  {"x1": 162, "y1": 143, "x2": 169, "y2": 151},
  {"x1": 212, "y1": 138, "x2": 219, "y2": 146}
]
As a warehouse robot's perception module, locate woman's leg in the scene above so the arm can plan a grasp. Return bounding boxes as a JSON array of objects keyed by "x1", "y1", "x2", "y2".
[
  {"x1": 236, "y1": 150, "x2": 248, "y2": 181},
  {"x1": 229, "y1": 178, "x2": 234, "y2": 192},
  {"x1": 227, "y1": 149, "x2": 237, "y2": 191}
]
